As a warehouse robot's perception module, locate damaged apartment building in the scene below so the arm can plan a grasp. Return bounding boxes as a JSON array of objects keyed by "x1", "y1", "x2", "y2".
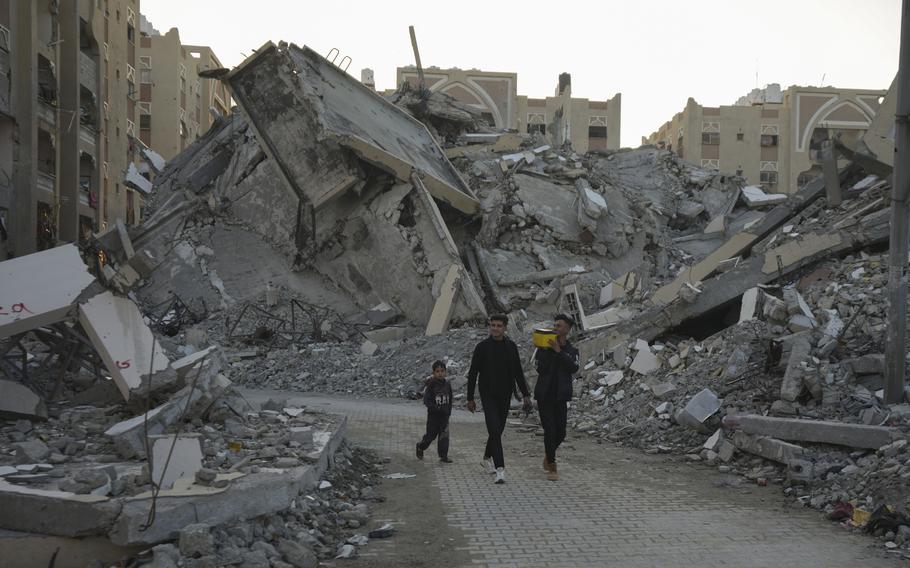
[{"x1": 1, "y1": 32, "x2": 909, "y2": 566}]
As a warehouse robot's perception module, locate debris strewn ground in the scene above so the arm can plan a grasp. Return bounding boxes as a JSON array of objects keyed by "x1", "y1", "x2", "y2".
[{"x1": 1, "y1": 39, "x2": 908, "y2": 563}]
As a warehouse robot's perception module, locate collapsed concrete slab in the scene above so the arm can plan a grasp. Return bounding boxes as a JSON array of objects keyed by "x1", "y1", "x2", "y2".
[
  {"x1": 225, "y1": 42, "x2": 477, "y2": 215},
  {"x1": 108, "y1": 417, "x2": 346, "y2": 546},
  {"x1": 725, "y1": 414, "x2": 906, "y2": 450},
  {"x1": 104, "y1": 353, "x2": 230, "y2": 459},
  {"x1": 78, "y1": 292, "x2": 175, "y2": 401},
  {"x1": 0, "y1": 245, "x2": 95, "y2": 339},
  {"x1": 0, "y1": 380, "x2": 48, "y2": 420}
]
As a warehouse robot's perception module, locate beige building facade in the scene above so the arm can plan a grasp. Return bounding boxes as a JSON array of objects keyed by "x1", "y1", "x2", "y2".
[
  {"x1": 137, "y1": 18, "x2": 230, "y2": 162},
  {"x1": 1, "y1": 0, "x2": 143, "y2": 258},
  {"x1": 395, "y1": 66, "x2": 621, "y2": 153},
  {"x1": 644, "y1": 84, "x2": 887, "y2": 194}
]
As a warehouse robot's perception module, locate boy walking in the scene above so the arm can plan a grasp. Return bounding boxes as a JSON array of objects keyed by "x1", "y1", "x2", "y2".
[
  {"x1": 534, "y1": 314, "x2": 579, "y2": 481},
  {"x1": 416, "y1": 361, "x2": 454, "y2": 463}
]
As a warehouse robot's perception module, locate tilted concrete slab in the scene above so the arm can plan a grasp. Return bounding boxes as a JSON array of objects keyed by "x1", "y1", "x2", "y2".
[
  {"x1": 0, "y1": 244, "x2": 95, "y2": 339},
  {"x1": 225, "y1": 42, "x2": 477, "y2": 214},
  {"x1": 726, "y1": 414, "x2": 906, "y2": 449},
  {"x1": 425, "y1": 264, "x2": 461, "y2": 337},
  {"x1": 78, "y1": 292, "x2": 173, "y2": 401},
  {"x1": 577, "y1": 218, "x2": 890, "y2": 363},
  {"x1": 648, "y1": 173, "x2": 832, "y2": 307}
]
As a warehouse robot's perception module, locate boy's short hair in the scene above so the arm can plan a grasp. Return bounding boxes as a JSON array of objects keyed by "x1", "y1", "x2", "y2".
[
  {"x1": 489, "y1": 314, "x2": 509, "y2": 325},
  {"x1": 554, "y1": 313, "x2": 576, "y2": 328},
  {"x1": 431, "y1": 360, "x2": 446, "y2": 371}
]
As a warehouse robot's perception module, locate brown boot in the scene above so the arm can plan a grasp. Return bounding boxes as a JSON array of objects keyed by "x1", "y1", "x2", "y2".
[
  {"x1": 543, "y1": 456, "x2": 550, "y2": 471},
  {"x1": 547, "y1": 461, "x2": 559, "y2": 481}
]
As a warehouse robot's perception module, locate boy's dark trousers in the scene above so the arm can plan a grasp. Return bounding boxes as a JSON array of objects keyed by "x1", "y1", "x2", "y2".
[
  {"x1": 538, "y1": 398, "x2": 567, "y2": 463},
  {"x1": 418, "y1": 410, "x2": 449, "y2": 458}
]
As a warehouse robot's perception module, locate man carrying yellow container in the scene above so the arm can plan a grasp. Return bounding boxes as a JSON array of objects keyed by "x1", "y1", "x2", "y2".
[{"x1": 534, "y1": 314, "x2": 579, "y2": 481}]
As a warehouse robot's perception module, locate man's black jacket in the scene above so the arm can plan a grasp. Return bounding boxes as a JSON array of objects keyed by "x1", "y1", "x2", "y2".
[
  {"x1": 467, "y1": 336, "x2": 530, "y2": 401},
  {"x1": 534, "y1": 340, "x2": 579, "y2": 401}
]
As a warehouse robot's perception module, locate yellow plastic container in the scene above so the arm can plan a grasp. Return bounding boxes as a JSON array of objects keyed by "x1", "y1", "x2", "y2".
[{"x1": 533, "y1": 328, "x2": 557, "y2": 349}]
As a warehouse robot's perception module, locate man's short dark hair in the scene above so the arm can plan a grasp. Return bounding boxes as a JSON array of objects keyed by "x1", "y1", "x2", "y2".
[
  {"x1": 554, "y1": 313, "x2": 575, "y2": 328},
  {"x1": 432, "y1": 360, "x2": 446, "y2": 371},
  {"x1": 489, "y1": 314, "x2": 509, "y2": 325}
]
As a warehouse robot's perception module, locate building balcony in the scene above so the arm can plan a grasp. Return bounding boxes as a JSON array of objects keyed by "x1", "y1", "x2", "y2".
[
  {"x1": 37, "y1": 171, "x2": 55, "y2": 197},
  {"x1": 79, "y1": 52, "x2": 98, "y2": 93},
  {"x1": 37, "y1": 101, "x2": 56, "y2": 127}
]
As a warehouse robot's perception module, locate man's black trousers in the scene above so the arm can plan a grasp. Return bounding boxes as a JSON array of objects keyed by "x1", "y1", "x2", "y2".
[
  {"x1": 418, "y1": 411, "x2": 449, "y2": 458},
  {"x1": 538, "y1": 398, "x2": 567, "y2": 463},
  {"x1": 481, "y1": 395, "x2": 511, "y2": 468}
]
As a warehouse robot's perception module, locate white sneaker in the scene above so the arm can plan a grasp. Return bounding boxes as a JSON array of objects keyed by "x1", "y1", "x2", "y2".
[
  {"x1": 483, "y1": 457, "x2": 496, "y2": 474},
  {"x1": 494, "y1": 467, "x2": 505, "y2": 484}
]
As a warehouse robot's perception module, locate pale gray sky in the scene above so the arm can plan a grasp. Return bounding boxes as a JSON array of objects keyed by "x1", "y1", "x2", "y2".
[{"x1": 141, "y1": 0, "x2": 901, "y2": 147}]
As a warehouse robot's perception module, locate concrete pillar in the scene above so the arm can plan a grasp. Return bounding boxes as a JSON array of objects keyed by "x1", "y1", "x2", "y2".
[
  {"x1": 57, "y1": 0, "x2": 80, "y2": 243},
  {"x1": 9, "y1": 0, "x2": 38, "y2": 255}
]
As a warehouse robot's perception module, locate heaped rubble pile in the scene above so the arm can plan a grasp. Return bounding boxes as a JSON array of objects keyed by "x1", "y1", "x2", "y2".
[{"x1": 2, "y1": 36, "x2": 908, "y2": 561}]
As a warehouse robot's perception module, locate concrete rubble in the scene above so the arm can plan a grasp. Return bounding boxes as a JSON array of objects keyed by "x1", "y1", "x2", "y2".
[{"x1": 1, "y1": 38, "x2": 909, "y2": 561}]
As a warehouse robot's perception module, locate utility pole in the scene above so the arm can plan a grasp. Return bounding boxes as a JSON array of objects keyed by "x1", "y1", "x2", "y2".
[
  {"x1": 885, "y1": 0, "x2": 910, "y2": 404},
  {"x1": 408, "y1": 25, "x2": 426, "y2": 92}
]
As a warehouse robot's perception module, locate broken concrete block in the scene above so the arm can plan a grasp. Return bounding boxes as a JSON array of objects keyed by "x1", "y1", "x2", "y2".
[
  {"x1": 0, "y1": 380, "x2": 48, "y2": 420},
  {"x1": 704, "y1": 215, "x2": 725, "y2": 234},
  {"x1": 360, "y1": 340, "x2": 379, "y2": 356},
  {"x1": 179, "y1": 523, "x2": 215, "y2": 558},
  {"x1": 128, "y1": 248, "x2": 158, "y2": 278},
  {"x1": 289, "y1": 426, "x2": 314, "y2": 447},
  {"x1": 630, "y1": 346, "x2": 660, "y2": 375},
  {"x1": 78, "y1": 292, "x2": 175, "y2": 401},
  {"x1": 13, "y1": 441, "x2": 50, "y2": 464},
  {"x1": 845, "y1": 354, "x2": 885, "y2": 375},
  {"x1": 172, "y1": 346, "x2": 217, "y2": 380},
  {"x1": 717, "y1": 440, "x2": 736, "y2": 462},
  {"x1": 599, "y1": 370, "x2": 624, "y2": 387},
  {"x1": 363, "y1": 326, "x2": 408, "y2": 344},
  {"x1": 111, "y1": 265, "x2": 141, "y2": 293},
  {"x1": 788, "y1": 314, "x2": 816, "y2": 332},
  {"x1": 727, "y1": 414, "x2": 906, "y2": 450},
  {"x1": 649, "y1": 382, "x2": 677, "y2": 400},
  {"x1": 780, "y1": 334, "x2": 812, "y2": 402},
  {"x1": 704, "y1": 429, "x2": 723, "y2": 451},
  {"x1": 106, "y1": 357, "x2": 231, "y2": 459},
  {"x1": 731, "y1": 431, "x2": 807, "y2": 464},
  {"x1": 0, "y1": 244, "x2": 95, "y2": 339},
  {"x1": 676, "y1": 389, "x2": 721, "y2": 433},
  {"x1": 739, "y1": 288, "x2": 761, "y2": 323},
  {"x1": 150, "y1": 434, "x2": 204, "y2": 490}
]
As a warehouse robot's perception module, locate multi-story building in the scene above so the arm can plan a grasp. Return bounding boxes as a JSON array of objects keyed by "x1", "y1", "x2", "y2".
[
  {"x1": 393, "y1": 66, "x2": 621, "y2": 153},
  {"x1": 137, "y1": 17, "x2": 230, "y2": 162},
  {"x1": 643, "y1": 83, "x2": 888, "y2": 194},
  {"x1": 0, "y1": 0, "x2": 142, "y2": 259}
]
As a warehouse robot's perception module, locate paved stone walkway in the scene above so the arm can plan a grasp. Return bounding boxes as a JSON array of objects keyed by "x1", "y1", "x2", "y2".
[{"x1": 242, "y1": 390, "x2": 906, "y2": 568}]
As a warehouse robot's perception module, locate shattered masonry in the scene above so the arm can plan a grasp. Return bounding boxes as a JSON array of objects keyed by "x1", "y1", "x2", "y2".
[{"x1": 0, "y1": 39, "x2": 908, "y2": 565}]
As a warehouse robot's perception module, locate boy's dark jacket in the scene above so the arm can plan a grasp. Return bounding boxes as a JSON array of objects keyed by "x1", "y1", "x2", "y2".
[
  {"x1": 423, "y1": 377, "x2": 453, "y2": 414},
  {"x1": 534, "y1": 340, "x2": 579, "y2": 401}
]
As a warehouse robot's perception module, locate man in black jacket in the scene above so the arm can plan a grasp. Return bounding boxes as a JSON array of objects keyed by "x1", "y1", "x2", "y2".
[
  {"x1": 534, "y1": 314, "x2": 579, "y2": 481},
  {"x1": 467, "y1": 314, "x2": 531, "y2": 484}
]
